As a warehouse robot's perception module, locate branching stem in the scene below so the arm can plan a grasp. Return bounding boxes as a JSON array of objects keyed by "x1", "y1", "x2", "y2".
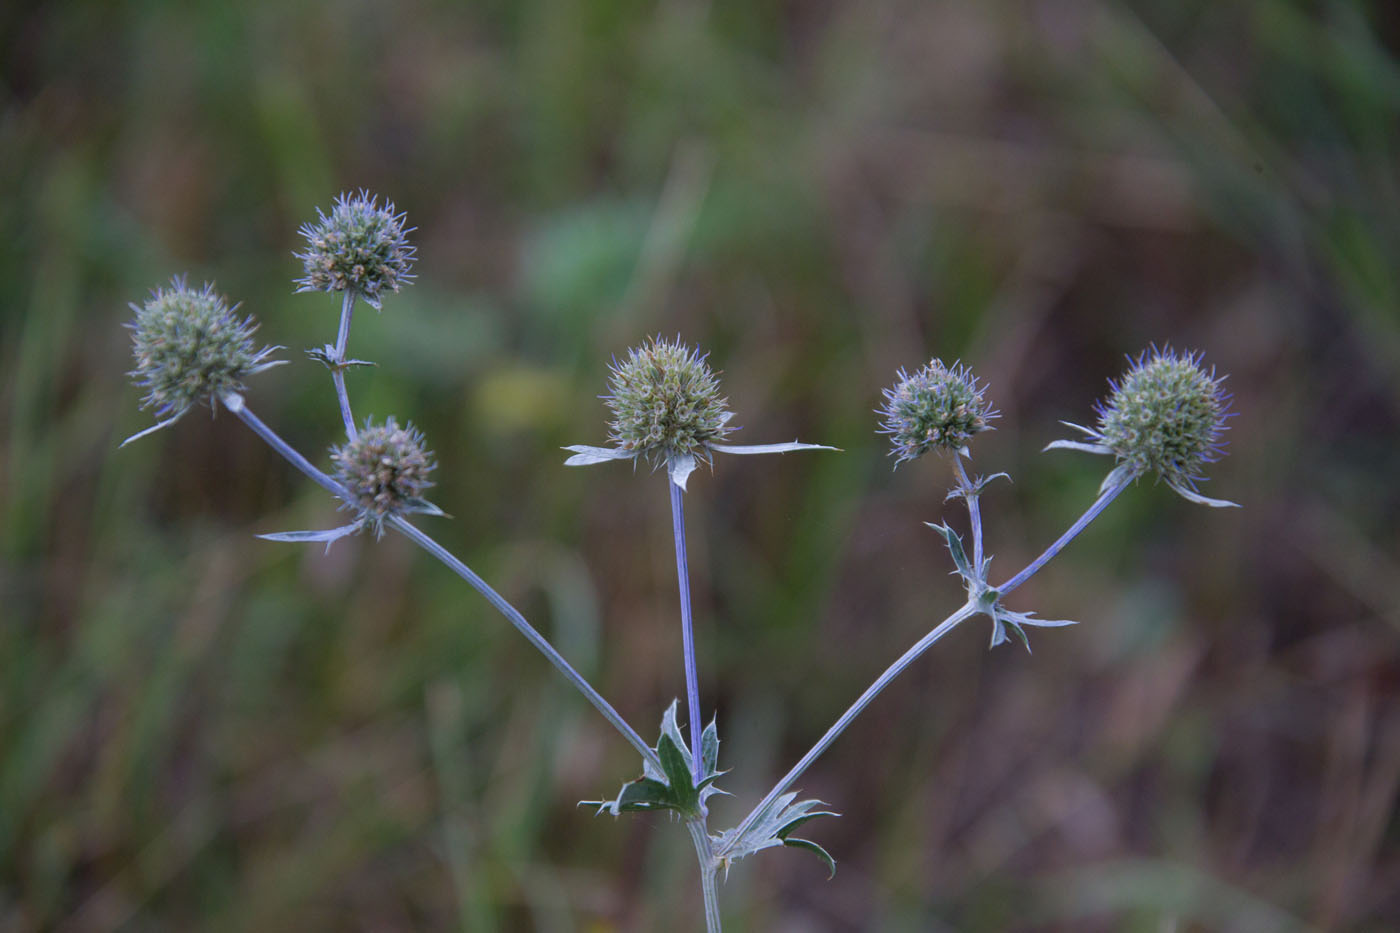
[
  {"x1": 998, "y1": 474, "x2": 1132, "y2": 596},
  {"x1": 719, "y1": 599, "x2": 978, "y2": 856},
  {"x1": 723, "y1": 469, "x2": 1138, "y2": 858},
  {"x1": 223, "y1": 394, "x2": 659, "y2": 772}
]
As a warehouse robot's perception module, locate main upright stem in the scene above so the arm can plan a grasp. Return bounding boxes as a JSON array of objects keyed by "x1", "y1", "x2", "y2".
[
  {"x1": 687, "y1": 819, "x2": 722, "y2": 933},
  {"x1": 670, "y1": 479, "x2": 705, "y2": 785}
]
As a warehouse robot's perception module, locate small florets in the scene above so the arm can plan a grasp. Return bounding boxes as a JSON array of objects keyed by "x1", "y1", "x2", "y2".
[
  {"x1": 332, "y1": 417, "x2": 436, "y2": 530},
  {"x1": 879, "y1": 359, "x2": 996, "y2": 465},
  {"x1": 295, "y1": 191, "x2": 416, "y2": 309},
  {"x1": 605, "y1": 337, "x2": 734, "y2": 463},
  {"x1": 128, "y1": 277, "x2": 278, "y2": 421},
  {"x1": 1094, "y1": 347, "x2": 1231, "y2": 487}
]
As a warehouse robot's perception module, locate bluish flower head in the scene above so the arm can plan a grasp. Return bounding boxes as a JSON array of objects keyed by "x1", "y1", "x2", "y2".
[
  {"x1": 604, "y1": 336, "x2": 735, "y2": 465},
  {"x1": 331, "y1": 417, "x2": 437, "y2": 532},
  {"x1": 295, "y1": 191, "x2": 416, "y2": 309},
  {"x1": 566, "y1": 336, "x2": 835, "y2": 489},
  {"x1": 1094, "y1": 347, "x2": 1232, "y2": 489},
  {"x1": 127, "y1": 276, "x2": 280, "y2": 426},
  {"x1": 879, "y1": 359, "x2": 996, "y2": 466}
]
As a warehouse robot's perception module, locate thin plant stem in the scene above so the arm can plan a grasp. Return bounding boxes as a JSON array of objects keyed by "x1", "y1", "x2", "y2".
[
  {"x1": 222, "y1": 393, "x2": 660, "y2": 771},
  {"x1": 997, "y1": 474, "x2": 1133, "y2": 596},
  {"x1": 223, "y1": 393, "x2": 343, "y2": 499},
  {"x1": 952, "y1": 457, "x2": 983, "y2": 572},
  {"x1": 687, "y1": 819, "x2": 722, "y2": 933},
  {"x1": 332, "y1": 290, "x2": 358, "y2": 439},
  {"x1": 389, "y1": 515, "x2": 657, "y2": 769},
  {"x1": 722, "y1": 474, "x2": 1138, "y2": 853},
  {"x1": 719, "y1": 599, "x2": 978, "y2": 856},
  {"x1": 669, "y1": 479, "x2": 705, "y2": 785}
]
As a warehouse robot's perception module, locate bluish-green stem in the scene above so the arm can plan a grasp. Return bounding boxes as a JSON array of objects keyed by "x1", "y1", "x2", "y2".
[
  {"x1": 952, "y1": 457, "x2": 984, "y2": 572},
  {"x1": 332, "y1": 290, "x2": 357, "y2": 439},
  {"x1": 720, "y1": 471, "x2": 1134, "y2": 858},
  {"x1": 687, "y1": 818, "x2": 722, "y2": 933},
  {"x1": 997, "y1": 474, "x2": 1132, "y2": 596},
  {"x1": 718, "y1": 599, "x2": 978, "y2": 856},
  {"x1": 670, "y1": 479, "x2": 705, "y2": 786},
  {"x1": 222, "y1": 392, "x2": 659, "y2": 772}
]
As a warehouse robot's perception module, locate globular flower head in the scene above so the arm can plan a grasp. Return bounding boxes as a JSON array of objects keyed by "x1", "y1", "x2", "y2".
[
  {"x1": 604, "y1": 336, "x2": 734, "y2": 464},
  {"x1": 332, "y1": 417, "x2": 437, "y2": 532},
  {"x1": 879, "y1": 359, "x2": 996, "y2": 466},
  {"x1": 1094, "y1": 346, "x2": 1231, "y2": 489},
  {"x1": 295, "y1": 191, "x2": 415, "y2": 309},
  {"x1": 126, "y1": 277, "x2": 280, "y2": 434}
]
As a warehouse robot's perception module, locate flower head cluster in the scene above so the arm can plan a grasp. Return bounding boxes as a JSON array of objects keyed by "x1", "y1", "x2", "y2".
[
  {"x1": 124, "y1": 277, "x2": 281, "y2": 444},
  {"x1": 332, "y1": 417, "x2": 437, "y2": 532},
  {"x1": 879, "y1": 359, "x2": 996, "y2": 465},
  {"x1": 565, "y1": 337, "x2": 834, "y2": 489},
  {"x1": 295, "y1": 191, "x2": 416, "y2": 309},
  {"x1": 1051, "y1": 347, "x2": 1236, "y2": 507},
  {"x1": 605, "y1": 337, "x2": 735, "y2": 464}
]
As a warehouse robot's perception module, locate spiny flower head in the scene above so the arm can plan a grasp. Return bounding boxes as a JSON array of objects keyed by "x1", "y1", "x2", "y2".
[
  {"x1": 1094, "y1": 347, "x2": 1231, "y2": 488},
  {"x1": 295, "y1": 191, "x2": 415, "y2": 309},
  {"x1": 127, "y1": 276, "x2": 280, "y2": 427},
  {"x1": 879, "y1": 359, "x2": 996, "y2": 465},
  {"x1": 332, "y1": 417, "x2": 436, "y2": 532},
  {"x1": 605, "y1": 336, "x2": 734, "y2": 464}
]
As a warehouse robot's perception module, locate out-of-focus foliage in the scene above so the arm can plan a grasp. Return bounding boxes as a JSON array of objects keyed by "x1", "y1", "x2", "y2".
[{"x1": 2, "y1": 0, "x2": 1398, "y2": 929}]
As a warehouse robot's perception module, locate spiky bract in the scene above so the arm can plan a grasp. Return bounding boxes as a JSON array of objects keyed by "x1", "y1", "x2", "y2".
[
  {"x1": 332, "y1": 417, "x2": 436, "y2": 531},
  {"x1": 128, "y1": 277, "x2": 278, "y2": 421},
  {"x1": 605, "y1": 337, "x2": 734, "y2": 463},
  {"x1": 295, "y1": 191, "x2": 416, "y2": 309},
  {"x1": 1094, "y1": 347, "x2": 1231, "y2": 488},
  {"x1": 879, "y1": 360, "x2": 996, "y2": 465}
]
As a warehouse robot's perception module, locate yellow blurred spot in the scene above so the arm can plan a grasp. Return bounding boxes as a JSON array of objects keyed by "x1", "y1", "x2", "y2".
[{"x1": 474, "y1": 364, "x2": 572, "y2": 432}]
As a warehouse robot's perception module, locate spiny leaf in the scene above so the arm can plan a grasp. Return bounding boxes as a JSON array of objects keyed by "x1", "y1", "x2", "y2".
[
  {"x1": 702, "y1": 717, "x2": 719, "y2": 776},
  {"x1": 584, "y1": 700, "x2": 721, "y2": 820},
  {"x1": 781, "y1": 837, "x2": 837, "y2": 879},
  {"x1": 656, "y1": 729, "x2": 699, "y2": 813},
  {"x1": 713, "y1": 793, "x2": 840, "y2": 877},
  {"x1": 925, "y1": 522, "x2": 971, "y2": 580}
]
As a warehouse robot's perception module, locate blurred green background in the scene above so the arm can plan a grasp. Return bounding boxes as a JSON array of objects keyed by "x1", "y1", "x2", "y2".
[{"x1": 3, "y1": 0, "x2": 1399, "y2": 930}]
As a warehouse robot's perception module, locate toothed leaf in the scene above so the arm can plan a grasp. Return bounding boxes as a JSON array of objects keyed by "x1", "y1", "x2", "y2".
[
  {"x1": 713, "y1": 793, "x2": 840, "y2": 876},
  {"x1": 583, "y1": 700, "x2": 723, "y2": 820},
  {"x1": 926, "y1": 522, "x2": 972, "y2": 580},
  {"x1": 701, "y1": 718, "x2": 719, "y2": 775}
]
